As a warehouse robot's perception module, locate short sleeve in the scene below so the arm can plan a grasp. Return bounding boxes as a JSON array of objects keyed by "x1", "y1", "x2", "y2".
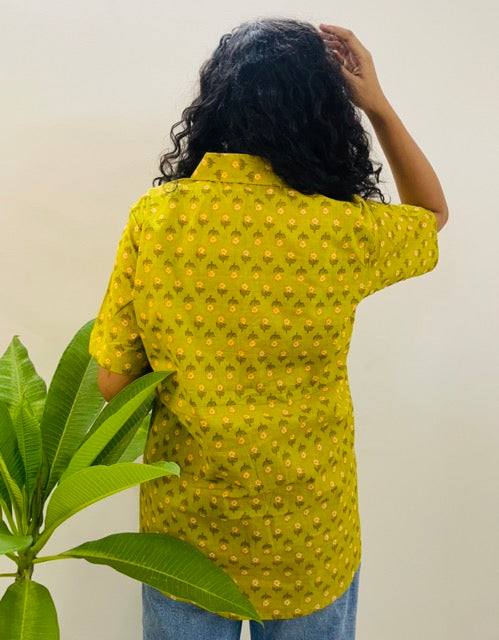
[
  {"x1": 359, "y1": 198, "x2": 439, "y2": 297},
  {"x1": 89, "y1": 196, "x2": 150, "y2": 375}
]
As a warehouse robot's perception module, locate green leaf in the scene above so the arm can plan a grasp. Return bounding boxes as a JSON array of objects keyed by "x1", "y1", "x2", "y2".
[
  {"x1": 0, "y1": 579, "x2": 59, "y2": 639},
  {"x1": 0, "y1": 481, "x2": 12, "y2": 519},
  {"x1": 41, "y1": 462, "x2": 180, "y2": 543},
  {"x1": 28, "y1": 450, "x2": 49, "y2": 530},
  {"x1": 60, "y1": 372, "x2": 170, "y2": 481},
  {"x1": 92, "y1": 401, "x2": 152, "y2": 466},
  {"x1": 0, "y1": 520, "x2": 32, "y2": 554},
  {"x1": 60, "y1": 532, "x2": 261, "y2": 622},
  {"x1": 0, "y1": 451, "x2": 23, "y2": 517},
  {"x1": 0, "y1": 337, "x2": 47, "y2": 422},
  {"x1": 0, "y1": 496, "x2": 12, "y2": 520},
  {"x1": 0, "y1": 401, "x2": 24, "y2": 512},
  {"x1": 116, "y1": 413, "x2": 151, "y2": 463},
  {"x1": 40, "y1": 320, "x2": 105, "y2": 500},
  {"x1": 0, "y1": 403, "x2": 24, "y2": 485},
  {"x1": 11, "y1": 398, "x2": 42, "y2": 508}
]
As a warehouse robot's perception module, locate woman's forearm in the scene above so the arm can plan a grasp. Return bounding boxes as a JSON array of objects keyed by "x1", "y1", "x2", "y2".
[{"x1": 366, "y1": 98, "x2": 449, "y2": 223}]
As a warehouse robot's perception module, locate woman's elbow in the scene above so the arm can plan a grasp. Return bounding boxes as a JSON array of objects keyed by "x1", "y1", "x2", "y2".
[
  {"x1": 434, "y1": 206, "x2": 449, "y2": 232},
  {"x1": 97, "y1": 383, "x2": 116, "y2": 403},
  {"x1": 97, "y1": 367, "x2": 139, "y2": 402}
]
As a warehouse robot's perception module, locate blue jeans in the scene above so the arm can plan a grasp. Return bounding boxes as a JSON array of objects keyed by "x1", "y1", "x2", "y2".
[{"x1": 142, "y1": 564, "x2": 360, "y2": 640}]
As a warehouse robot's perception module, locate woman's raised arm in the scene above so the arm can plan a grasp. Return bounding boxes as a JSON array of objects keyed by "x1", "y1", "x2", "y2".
[{"x1": 319, "y1": 24, "x2": 449, "y2": 230}]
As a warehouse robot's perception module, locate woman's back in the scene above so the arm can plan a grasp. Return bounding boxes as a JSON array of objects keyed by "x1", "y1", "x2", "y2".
[{"x1": 89, "y1": 150, "x2": 439, "y2": 620}]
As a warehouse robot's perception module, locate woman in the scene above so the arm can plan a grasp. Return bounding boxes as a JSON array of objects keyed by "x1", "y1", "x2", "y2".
[{"x1": 90, "y1": 17, "x2": 448, "y2": 640}]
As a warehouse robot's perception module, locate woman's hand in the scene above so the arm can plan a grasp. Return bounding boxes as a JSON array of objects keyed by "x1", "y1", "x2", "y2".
[{"x1": 319, "y1": 24, "x2": 388, "y2": 117}]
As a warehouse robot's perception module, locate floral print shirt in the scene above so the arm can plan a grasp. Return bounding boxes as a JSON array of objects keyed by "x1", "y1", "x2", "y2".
[{"x1": 89, "y1": 152, "x2": 439, "y2": 620}]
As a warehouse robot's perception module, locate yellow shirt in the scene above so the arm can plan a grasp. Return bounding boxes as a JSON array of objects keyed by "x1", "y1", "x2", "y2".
[{"x1": 89, "y1": 152, "x2": 439, "y2": 620}]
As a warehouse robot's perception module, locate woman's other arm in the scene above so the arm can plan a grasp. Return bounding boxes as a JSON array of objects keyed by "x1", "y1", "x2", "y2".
[
  {"x1": 97, "y1": 367, "x2": 141, "y2": 402},
  {"x1": 319, "y1": 24, "x2": 449, "y2": 231},
  {"x1": 365, "y1": 102, "x2": 449, "y2": 231}
]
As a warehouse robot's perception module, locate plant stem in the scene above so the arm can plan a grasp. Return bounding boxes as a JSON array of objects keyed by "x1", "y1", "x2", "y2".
[
  {"x1": 16, "y1": 548, "x2": 34, "y2": 580},
  {"x1": 29, "y1": 524, "x2": 56, "y2": 557},
  {"x1": 0, "y1": 573, "x2": 18, "y2": 577},
  {"x1": 20, "y1": 503, "x2": 28, "y2": 535},
  {"x1": 32, "y1": 554, "x2": 67, "y2": 564},
  {"x1": 20, "y1": 487, "x2": 28, "y2": 535},
  {"x1": 11, "y1": 500, "x2": 25, "y2": 536}
]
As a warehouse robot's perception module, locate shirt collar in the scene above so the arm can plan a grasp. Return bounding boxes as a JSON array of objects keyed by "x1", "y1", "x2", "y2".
[{"x1": 191, "y1": 152, "x2": 287, "y2": 188}]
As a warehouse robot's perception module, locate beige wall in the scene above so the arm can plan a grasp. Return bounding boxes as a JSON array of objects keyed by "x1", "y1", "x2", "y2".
[{"x1": 1, "y1": 1, "x2": 498, "y2": 638}]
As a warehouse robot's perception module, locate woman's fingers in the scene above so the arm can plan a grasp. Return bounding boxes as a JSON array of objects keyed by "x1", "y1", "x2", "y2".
[
  {"x1": 320, "y1": 32, "x2": 349, "y2": 57},
  {"x1": 319, "y1": 24, "x2": 360, "y2": 45},
  {"x1": 319, "y1": 24, "x2": 369, "y2": 59},
  {"x1": 318, "y1": 24, "x2": 385, "y2": 112},
  {"x1": 321, "y1": 34, "x2": 348, "y2": 54},
  {"x1": 320, "y1": 31, "x2": 360, "y2": 74}
]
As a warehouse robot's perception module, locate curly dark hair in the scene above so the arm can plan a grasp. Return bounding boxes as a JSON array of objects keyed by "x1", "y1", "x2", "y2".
[{"x1": 153, "y1": 17, "x2": 386, "y2": 203}]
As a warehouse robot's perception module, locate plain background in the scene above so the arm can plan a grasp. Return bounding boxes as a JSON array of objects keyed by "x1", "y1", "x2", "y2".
[{"x1": 1, "y1": 0, "x2": 498, "y2": 638}]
